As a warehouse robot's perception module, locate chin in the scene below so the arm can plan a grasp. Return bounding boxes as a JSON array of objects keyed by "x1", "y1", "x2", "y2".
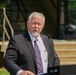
[{"x1": 32, "y1": 32, "x2": 39, "y2": 38}]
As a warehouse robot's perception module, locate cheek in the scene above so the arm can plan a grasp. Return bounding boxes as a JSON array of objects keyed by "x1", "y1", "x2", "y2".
[
  {"x1": 39, "y1": 27, "x2": 43, "y2": 32},
  {"x1": 27, "y1": 24, "x2": 33, "y2": 29},
  {"x1": 28, "y1": 25, "x2": 35, "y2": 32},
  {"x1": 40, "y1": 26, "x2": 44, "y2": 29}
]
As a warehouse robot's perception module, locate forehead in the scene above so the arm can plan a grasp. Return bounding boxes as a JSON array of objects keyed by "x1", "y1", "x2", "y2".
[{"x1": 31, "y1": 17, "x2": 43, "y2": 22}]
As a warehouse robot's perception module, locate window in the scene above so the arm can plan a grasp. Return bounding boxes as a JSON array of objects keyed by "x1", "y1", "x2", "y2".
[{"x1": 59, "y1": 0, "x2": 76, "y2": 39}]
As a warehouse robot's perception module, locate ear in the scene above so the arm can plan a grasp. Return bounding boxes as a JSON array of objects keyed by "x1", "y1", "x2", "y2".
[{"x1": 27, "y1": 21, "x2": 29, "y2": 27}]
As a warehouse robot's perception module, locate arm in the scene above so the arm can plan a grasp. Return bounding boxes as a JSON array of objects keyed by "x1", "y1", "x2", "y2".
[
  {"x1": 41, "y1": 34, "x2": 60, "y2": 66},
  {"x1": 50, "y1": 38, "x2": 60, "y2": 66},
  {"x1": 53, "y1": 52, "x2": 60, "y2": 66},
  {"x1": 4, "y1": 37, "x2": 21, "y2": 74},
  {"x1": 4, "y1": 36, "x2": 35, "y2": 75}
]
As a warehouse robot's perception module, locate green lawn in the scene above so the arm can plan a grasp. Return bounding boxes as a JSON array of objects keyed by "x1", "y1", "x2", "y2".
[{"x1": 0, "y1": 69, "x2": 10, "y2": 75}]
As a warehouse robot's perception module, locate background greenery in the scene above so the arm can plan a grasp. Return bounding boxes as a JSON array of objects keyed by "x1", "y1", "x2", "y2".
[
  {"x1": 0, "y1": 0, "x2": 8, "y2": 36},
  {"x1": 0, "y1": 0, "x2": 8, "y2": 7},
  {"x1": 0, "y1": 69, "x2": 9, "y2": 75},
  {"x1": 0, "y1": 0, "x2": 7, "y2": 36},
  {"x1": 68, "y1": 0, "x2": 76, "y2": 24}
]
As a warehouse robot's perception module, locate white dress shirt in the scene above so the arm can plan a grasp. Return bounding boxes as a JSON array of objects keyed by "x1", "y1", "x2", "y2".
[
  {"x1": 29, "y1": 32, "x2": 48, "y2": 73},
  {"x1": 16, "y1": 32, "x2": 48, "y2": 75}
]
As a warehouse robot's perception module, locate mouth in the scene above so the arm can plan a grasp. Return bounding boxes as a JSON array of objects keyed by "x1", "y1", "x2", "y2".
[
  {"x1": 33, "y1": 30, "x2": 37, "y2": 32},
  {"x1": 33, "y1": 29, "x2": 38, "y2": 32}
]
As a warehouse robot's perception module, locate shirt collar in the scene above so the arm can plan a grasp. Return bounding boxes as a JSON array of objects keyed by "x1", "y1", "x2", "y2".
[{"x1": 28, "y1": 30, "x2": 41, "y2": 43}]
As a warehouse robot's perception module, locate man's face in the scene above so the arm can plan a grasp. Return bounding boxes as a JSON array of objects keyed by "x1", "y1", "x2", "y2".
[{"x1": 27, "y1": 17, "x2": 44, "y2": 37}]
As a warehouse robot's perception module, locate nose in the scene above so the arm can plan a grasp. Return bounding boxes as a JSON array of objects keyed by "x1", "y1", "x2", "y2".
[{"x1": 34, "y1": 23, "x2": 39, "y2": 28}]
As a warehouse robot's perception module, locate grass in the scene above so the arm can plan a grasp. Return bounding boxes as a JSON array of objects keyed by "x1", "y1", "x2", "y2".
[{"x1": 0, "y1": 69, "x2": 10, "y2": 75}]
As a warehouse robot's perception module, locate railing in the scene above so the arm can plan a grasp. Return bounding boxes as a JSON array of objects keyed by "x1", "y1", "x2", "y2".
[{"x1": 0, "y1": 7, "x2": 14, "y2": 43}]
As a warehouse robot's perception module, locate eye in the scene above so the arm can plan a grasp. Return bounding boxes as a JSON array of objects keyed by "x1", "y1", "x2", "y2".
[
  {"x1": 31, "y1": 22, "x2": 42, "y2": 26},
  {"x1": 37, "y1": 23, "x2": 42, "y2": 25}
]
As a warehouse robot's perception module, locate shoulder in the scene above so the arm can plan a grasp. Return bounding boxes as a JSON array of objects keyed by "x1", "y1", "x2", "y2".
[
  {"x1": 40, "y1": 34, "x2": 53, "y2": 41},
  {"x1": 11, "y1": 34, "x2": 23, "y2": 39},
  {"x1": 10, "y1": 34, "x2": 24, "y2": 42},
  {"x1": 40, "y1": 34, "x2": 54, "y2": 45}
]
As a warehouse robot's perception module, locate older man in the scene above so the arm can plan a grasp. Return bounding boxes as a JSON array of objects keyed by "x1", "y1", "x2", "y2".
[{"x1": 4, "y1": 12, "x2": 60, "y2": 75}]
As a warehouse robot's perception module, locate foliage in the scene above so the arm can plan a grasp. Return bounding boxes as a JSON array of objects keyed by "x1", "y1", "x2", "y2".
[
  {"x1": 69, "y1": 1, "x2": 76, "y2": 9},
  {"x1": 68, "y1": 1, "x2": 76, "y2": 23},
  {"x1": 0, "y1": 69, "x2": 9, "y2": 75},
  {"x1": 0, "y1": 0, "x2": 7, "y2": 7},
  {"x1": 0, "y1": 0, "x2": 8, "y2": 36}
]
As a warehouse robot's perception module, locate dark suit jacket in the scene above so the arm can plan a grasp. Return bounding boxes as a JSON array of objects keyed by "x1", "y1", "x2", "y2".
[{"x1": 4, "y1": 30, "x2": 60, "y2": 75}]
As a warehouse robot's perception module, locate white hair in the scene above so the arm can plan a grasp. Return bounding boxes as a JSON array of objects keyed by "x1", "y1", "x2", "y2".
[{"x1": 28, "y1": 12, "x2": 45, "y2": 25}]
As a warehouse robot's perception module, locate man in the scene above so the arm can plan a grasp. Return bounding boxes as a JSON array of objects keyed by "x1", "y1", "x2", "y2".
[{"x1": 4, "y1": 12, "x2": 60, "y2": 75}]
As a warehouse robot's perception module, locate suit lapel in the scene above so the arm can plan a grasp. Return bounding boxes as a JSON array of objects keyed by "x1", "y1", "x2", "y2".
[
  {"x1": 23, "y1": 31, "x2": 37, "y2": 64},
  {"x1": 23, "y1": 31, "x2": 54, "y2": 68}
]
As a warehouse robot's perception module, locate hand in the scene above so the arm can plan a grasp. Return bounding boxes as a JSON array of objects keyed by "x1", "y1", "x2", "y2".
[{"x1": 20, "y1": 70, "x2": 35, "y2": 75}]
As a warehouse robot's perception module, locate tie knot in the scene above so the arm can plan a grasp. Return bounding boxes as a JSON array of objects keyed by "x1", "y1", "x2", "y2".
[{"x1": 34, "y1": 39, "x2": 38, "y2": 43}]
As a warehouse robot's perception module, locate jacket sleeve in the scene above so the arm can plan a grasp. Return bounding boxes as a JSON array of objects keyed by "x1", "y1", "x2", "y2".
[
  {"x1": 53, "y1": 52, "x2": 60, "y2": 66},
  {"x1": 47, "y1": 35, "x2": 60, "y2": 66},
  {"x1": 3, "y1": 37, "x2": 21, "y2": 75}
]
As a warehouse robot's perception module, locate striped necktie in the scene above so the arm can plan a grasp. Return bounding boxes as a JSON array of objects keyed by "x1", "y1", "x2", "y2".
[{"x1": 34, "y1": 39, "x2": 43, "y2": 74}]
